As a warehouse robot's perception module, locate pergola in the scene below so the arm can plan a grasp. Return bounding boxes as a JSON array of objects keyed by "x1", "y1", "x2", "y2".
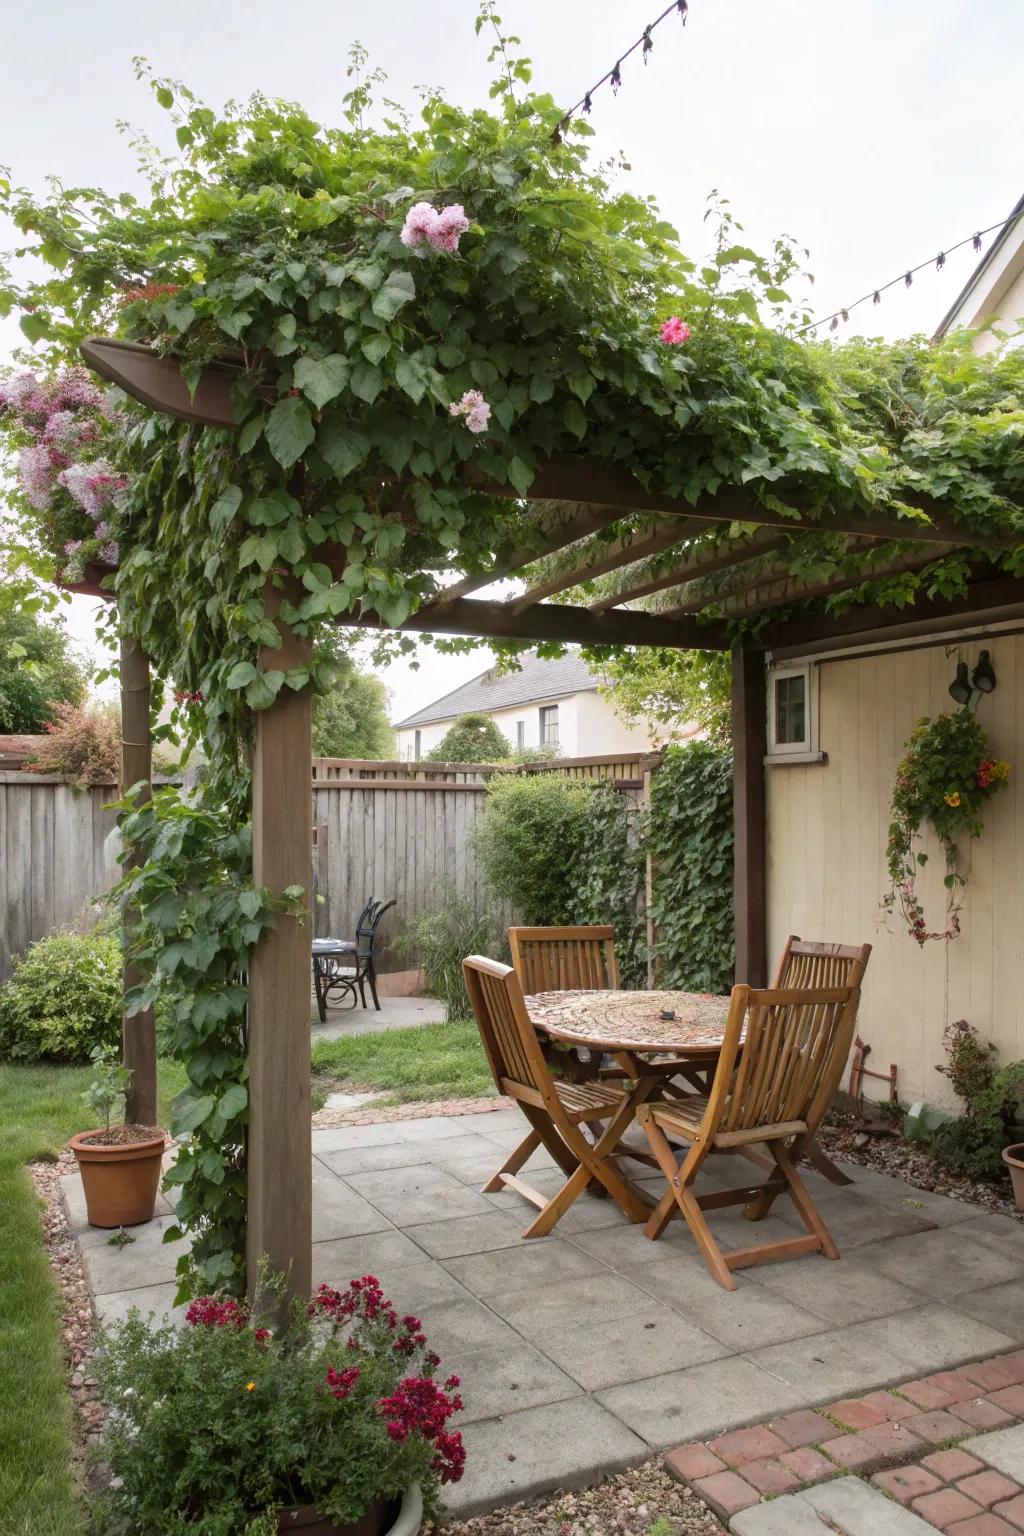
[{"x1": 78, "y1": 334, "x2": 1024, "y2": 1301}]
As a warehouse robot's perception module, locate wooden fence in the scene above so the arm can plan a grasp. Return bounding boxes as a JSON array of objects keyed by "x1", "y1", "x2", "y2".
[
  {"x1": 0, "y1": 754, "x2": 659, "y2": 981},
  {"x1": 0, "y1": 772, "x2": 120, "y2": 982}
]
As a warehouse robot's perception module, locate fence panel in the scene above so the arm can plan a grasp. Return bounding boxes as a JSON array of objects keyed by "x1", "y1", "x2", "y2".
[{"x1": 0, "y1": 772, "x2": 119, "y2": 981}]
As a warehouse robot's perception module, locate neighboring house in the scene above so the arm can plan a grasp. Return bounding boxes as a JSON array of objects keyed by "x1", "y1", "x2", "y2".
[
  {"x1": 933, "y1": 193, "x2": 1024, "y2": 352},
  {"x1": 393, "y1": 649, "x2": 659, "y2": 760}
]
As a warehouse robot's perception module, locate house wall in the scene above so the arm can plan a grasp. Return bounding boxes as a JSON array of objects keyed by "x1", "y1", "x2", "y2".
[
  {"x1": 766, "y1": 635, "x2": 1024, "y2": 1108},
  {"x1": 970, "y1": 261, "x2": 1024, "y2": 354},
  {"x1": 396, "y1": 690, "x2": 654, "y2": 761}
]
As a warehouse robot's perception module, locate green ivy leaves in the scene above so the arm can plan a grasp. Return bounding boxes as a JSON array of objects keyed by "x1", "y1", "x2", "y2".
[
  {"x1": 266, "y1": 396, "x2": 315, "y2": 469},
  {"x1": 293, "y1": 354, "x2": 349, "y2": 410}
]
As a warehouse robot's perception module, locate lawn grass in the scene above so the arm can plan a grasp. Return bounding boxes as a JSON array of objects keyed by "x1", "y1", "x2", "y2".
[
  {"x1": 311, "y1": 1017, "x2": 494, "y2": 1104},
  {"x1": 0, "y1": 1058, "x2": 185, "y2": 1536}
]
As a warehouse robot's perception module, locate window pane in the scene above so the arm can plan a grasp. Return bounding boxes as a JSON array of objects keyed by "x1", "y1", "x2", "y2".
[
  {"x1": 539, "y1": 705, "x2": 559, "y2": 745},
  {"x1": 775, "y1": 675, "x2": 806, "y2": 745},
  {"x1": 516, "y1": 720, "x2": 525, "y2": 748}
]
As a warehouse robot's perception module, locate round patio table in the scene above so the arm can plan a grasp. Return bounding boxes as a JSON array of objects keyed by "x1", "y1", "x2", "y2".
[{"x1": 524, "y1": 988, "x2": 731, "y2": 1057}]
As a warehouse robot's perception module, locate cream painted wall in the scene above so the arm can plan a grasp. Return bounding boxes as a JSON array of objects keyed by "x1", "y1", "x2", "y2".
[
  {"x1": 766, "y1": 636, "x2": 1024, "y2": 1107},
  {"x1": 395, "y1": 689, "x2": 656, "y2": 761},
  {"x1": 971, "y1": 262, "x2": 1024, "y2": 355}
]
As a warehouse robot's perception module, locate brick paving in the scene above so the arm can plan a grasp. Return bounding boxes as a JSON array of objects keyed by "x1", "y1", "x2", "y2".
[{"x1": 665, "y1": 1352, "x2": 1024, "y2": 1531}]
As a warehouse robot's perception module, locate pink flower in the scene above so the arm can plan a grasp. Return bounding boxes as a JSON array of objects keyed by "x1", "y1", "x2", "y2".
[
  {"x1": 428, "y1": 204, "x2": 470, "y2": 254},
  {"x1": 660, "y1": 316, "x2": 691, "y2": 345},
  {"x1": 18, "y1": 444, "x2": 57, "y2": 509},
  {"x1": 100, "y1": 541, "x2": 119, "y2": 565},
  {"x1": 450, "y1": 388, "x2": 490, "y2": 434},
  {"x1": 400, "y1": 202, "x2": 440, "y2": 249},
  {"x1": 7, "y1": 371, "x2": 41, "y2": 409}
]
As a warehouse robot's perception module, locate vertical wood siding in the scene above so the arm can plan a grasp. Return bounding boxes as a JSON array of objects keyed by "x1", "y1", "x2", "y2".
[{"x1": 766, "y1": 637, "x2": 1023, "y2": 1105}]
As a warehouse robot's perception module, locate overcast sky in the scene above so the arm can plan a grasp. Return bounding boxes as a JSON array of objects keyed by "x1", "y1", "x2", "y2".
[{"x1": 2, "y1": 0, "x2": 1021, "y2": 721}]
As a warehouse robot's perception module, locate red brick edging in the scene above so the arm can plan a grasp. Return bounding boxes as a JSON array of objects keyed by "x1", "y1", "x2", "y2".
[{"x1": 665, "y1": 1350, "x2": 1024, "y2": 1530}]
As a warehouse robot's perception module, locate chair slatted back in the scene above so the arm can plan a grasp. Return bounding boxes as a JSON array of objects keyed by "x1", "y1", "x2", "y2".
[
  {"x1": 509, "y1": 925, "x2": 620, "y2": 994},
  {"x1": 772, "y1": 936, "x2": 872, "y2": 991},
  {"x1": 707, "y1": 984, "x2": 860, "y2": 1138},
  {"x1": 464, "y1": 955, "x2": 554, "y2": 1099},
  {"x1": 356, "y1": 898, "x2": 395, "y2": 959}
]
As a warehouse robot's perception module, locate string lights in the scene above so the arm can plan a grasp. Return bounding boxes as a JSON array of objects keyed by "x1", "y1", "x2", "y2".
[
  {"x1": 553, "y1": 0, "x2": 689, "y2": 142},
  {"x1": 796, "y1": 214, "x2": 1017, "y2": 337}
]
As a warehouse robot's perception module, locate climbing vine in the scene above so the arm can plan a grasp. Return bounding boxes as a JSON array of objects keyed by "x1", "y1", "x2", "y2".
[{"x1": 1, "y1": 11, "x2": 1022, "y2": 1290}]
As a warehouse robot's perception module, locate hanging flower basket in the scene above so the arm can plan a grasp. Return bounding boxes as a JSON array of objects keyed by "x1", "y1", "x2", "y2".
[{"x1": 884, "y1": 706, "x2": 1010, "y2": 944}]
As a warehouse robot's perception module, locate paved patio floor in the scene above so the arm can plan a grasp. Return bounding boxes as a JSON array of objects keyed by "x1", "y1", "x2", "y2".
[{"x1": 66, "y1": 1107, "x2": 1024, "y2": 1518}]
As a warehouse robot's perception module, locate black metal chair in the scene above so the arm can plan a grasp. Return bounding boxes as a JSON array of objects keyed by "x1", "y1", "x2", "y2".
[{"x1": 313, "y1": 899, "x2": 395, "y2": 1016}]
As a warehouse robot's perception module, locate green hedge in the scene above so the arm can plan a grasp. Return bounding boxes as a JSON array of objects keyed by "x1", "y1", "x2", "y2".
[
  {"x1": 646, "y1": 743, "x2": 734, "y2": 993},
  {"x1": 0, "y1": 926, "x2": 123, "y2": 1063}
]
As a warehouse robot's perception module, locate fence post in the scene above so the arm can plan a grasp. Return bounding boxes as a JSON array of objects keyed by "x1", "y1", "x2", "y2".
[{"x1": 119, "y1": 630, "x2": 157, "y2": 1127}]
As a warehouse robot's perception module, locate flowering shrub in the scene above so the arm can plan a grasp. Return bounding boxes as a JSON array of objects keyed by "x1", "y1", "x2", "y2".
[
  {"x1": 26, "y1": 698, "x2": 122, "y2": 786},
  {"x1": 0, "y1": 366, "x2": 125, "y2": 580},
  {"x1": 884, "y1": 707, "x2": 1010, "y2": 944},
  {"x1": 90, "y1": 1275, "x2": 465, "y2": 1534},
  {"x1": 931, "y1": 1019, "x2": 1024, "y2": 1180}
]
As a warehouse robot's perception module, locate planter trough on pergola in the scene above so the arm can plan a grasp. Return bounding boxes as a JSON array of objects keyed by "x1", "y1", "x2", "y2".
[{"x1": 78, "y1": 334, "x2": 1024, "y2": 1301}]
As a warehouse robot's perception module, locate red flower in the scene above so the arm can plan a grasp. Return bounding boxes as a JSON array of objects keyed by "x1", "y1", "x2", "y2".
[
  {"x1": 185, "y1": 1297, "x2": 249, "y2": 1330},
  {"x1": 325, "y1": 1365, "x2": 361, "y2": 1400},
  {"x1": 118, "y1": 281, "x2": 182, "y2": 306}
]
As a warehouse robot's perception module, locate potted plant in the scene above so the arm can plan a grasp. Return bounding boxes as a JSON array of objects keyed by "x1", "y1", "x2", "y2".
[
  {"x1": 89, "y1": 1274, "x2": 465, "y2": 1534},
  {"x1": 68, "y1": 1046, "x2": 167, "y2": 1227}
]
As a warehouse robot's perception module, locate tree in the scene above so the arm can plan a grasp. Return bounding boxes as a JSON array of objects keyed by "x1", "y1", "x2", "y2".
[
  {"x1": 0, "y1": 599, "x2": 87, "y2": 733},
  {"x1": 426, "y1": 712, "x2": 511, "y2": 762},
  {"x1": 600, "y1": 648, "x2": 732, "y2": 744},
  {"x1": 311, "y1": 654, "x2": 394, "y2": 759}
]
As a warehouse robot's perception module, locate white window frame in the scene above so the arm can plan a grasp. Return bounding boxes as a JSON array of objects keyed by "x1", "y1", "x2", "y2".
[
  {"x1": 765, "y1": 660, "x2": 823, "y2": 764},
  {"x1": 516, "y1": 719, "x2": 525, "y2": 748},
  {"x1": 539, "y1": 704, "x2": 559, "y2": 746}
]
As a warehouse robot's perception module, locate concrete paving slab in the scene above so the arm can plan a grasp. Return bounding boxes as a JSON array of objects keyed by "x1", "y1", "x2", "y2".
[
  {"x1": 438, "y1": 1149, "x2": 558, "y2": 1189},
  {"x1": 311, "y1": 1161, "x2": 393, "y2": 1242},
  {"x1": 404, "y1": 1210, "x2": 533, "y2": 1260},
  {"x1": 393, "y1": 1295, "x2": 521, "y2": 1357},
  {"x1": 312, "y1": 993, "x2": 446, "y2": 1040},
  {"x1": 847, "y1": 1301, "x2": 1016, "y2": 1374},
  {"x1": 311, "y1": 1121, "x2": 419, "y2": 1152},
  {"x1": 731, "y1": 1477, "x2": 938, "y2": 1536},
  {"x1": 60, "y1": 1172, "x2": 174, "y2": 1244},
  {"x1": 310, "y1": 1227, "x2": 430, "y2": 1282},
  {"x1": 316, "y1": 1132, "x2": 497, "y2": 1178},
  {"x1": 486, "y1": 1269, "x2": 662, "y2": 1336},
  {"x1": 630, "y1": 1255, "x2": 829, "y2": 1351},
  {"x1": 93, "y1": 1282, "x2": 186, "y2": 1328},
  {"x1": 744, "y1": 1321, "x2": 913, "y2": 1401},
  {"x1": 527, "y1": 1303, "x2": 729, "y2": 1392},
  {"x1": 344, "y1": 1164, "x2": 497, "y2": 1225},
  {"x1": 747, "y1": 1249, "x2": 925, "y2": 1326},
  {"x1": 955, "y1": 1211, "x2": 1024, "y2": 1262},
  {"x1": 79, "y1": 1210, "x2": 184, "y2": 1296},
  {"x1": 867, "y1": 1226, "x2": 1024, "y2": 1298},
  {"x1": 444, "y1": 1396, "x2": 648, "y2": 1517},
  {"x1": 444, "y1": 1237, "x2": 608, "y2": 1298},
  {"x1": 962, "y1": 1422, "x2": 1024, "y2": 1480},
  {"x1": 775, "y1": 1191, "x2": 937, "y2": 1250},
  {"x1": 843, "y1": 1177, "x2": 979, "y2": 1231},
  {"x1": 957, "y1": 1279, "x2": 1024, "y2": 1338},
  {"x1": 452, "y1": 1339, "x2": 583, "y2": 1425},
  {"x1": 597, "y1": 1354, "x2": 806, "y2": 1448}
]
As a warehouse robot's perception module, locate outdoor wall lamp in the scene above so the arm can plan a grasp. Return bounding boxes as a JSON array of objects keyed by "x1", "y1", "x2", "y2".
[
  {"x1": 948, "y1": 650, "x2": 997, "y2": 706},
  {"x1": 973, "y1": 649, "x2": 997, "y2": 694}
]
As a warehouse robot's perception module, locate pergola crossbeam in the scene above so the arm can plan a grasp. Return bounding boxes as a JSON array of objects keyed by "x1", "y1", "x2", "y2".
[
  {"x1": 505, "y1": 515, "x2": 705, "y2": 614},
  {"x1": 590, "y1": 529, "x2": 793, "y2": 614}
]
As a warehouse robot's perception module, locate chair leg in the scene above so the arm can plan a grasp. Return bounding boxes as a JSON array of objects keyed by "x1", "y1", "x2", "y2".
[
  {"x1": 773, "y1": 1143, "x2": 841, "y2": 1260},
  {"x1": 313, "y1": 961, "x2": 327, "y2": 1025},
  {"x1": 640, "y1": 1119, "x2": 735, "y2": 1290},
  {"x1": 481, "y1": 1127, "x2": 541, "y2": 1193},
  {"x1": 804, "y1": 1135, "x2": 853, "y2": 1186},
  {"x1": 367, "y1": 963, "x2": 381, "y2": 1011}
]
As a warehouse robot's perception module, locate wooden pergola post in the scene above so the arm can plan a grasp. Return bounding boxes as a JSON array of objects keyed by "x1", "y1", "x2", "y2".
[
  {"x1": 731, "y1": 645, "x2": 768, "y2": 987},
  {"x1": 246, "y1": 583, "x2": 313, "y2": 1305},
  {"x1": 119, "y1": 628, "x2": 157, "y2": 1127}
]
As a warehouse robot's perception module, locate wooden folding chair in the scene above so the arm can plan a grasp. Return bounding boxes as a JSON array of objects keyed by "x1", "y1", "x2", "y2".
[
  {"x1": 463, "y1": 955, "x2": 654, "y2": 1238},
  {"x1": 637, "y1": 982, "x2": 861, "y2": 1290},
  {"x1": 509, "y1": 925, "x2": 619, "y2": 993},
  {"x1": 754, "y1": 937, "x2": 872, "y2": 1198}
]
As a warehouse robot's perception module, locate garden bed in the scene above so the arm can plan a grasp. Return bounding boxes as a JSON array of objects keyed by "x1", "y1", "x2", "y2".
[{"x1": 818, "y1": 1113, "x2": 1024, "y2": 1221}]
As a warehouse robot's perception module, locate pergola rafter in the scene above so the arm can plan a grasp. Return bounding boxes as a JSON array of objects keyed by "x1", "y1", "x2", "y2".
[{"x1": 76, "y1": 334, "x2": 1024, "y2": 1307}]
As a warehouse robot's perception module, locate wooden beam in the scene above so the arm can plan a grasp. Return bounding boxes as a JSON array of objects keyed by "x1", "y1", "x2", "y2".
[
  {"x1": 764, "y1": 574, "x2": 1024, "y2": 658},
  {"x1": 506, "y1": 517, "x2": 702, "y2": 614},
  {"x1": 589, "y1": 530, "x2": 791, "y2": 613},
  {"x1": 732, "y1": 647, "x2": 767, "y2": 988},
  {"x1": 426, "y1": 501, "x2": 635, "y2": 607},
  {"x1": 81, "y1": 337, "x2": 254, "y2": 429},
  {"x1": 247, "y1": 581, "x2": 313, "y2": 1310},
  {"x1": 706, "y1": 546, "x2": 950, "y2": 618},
  {"x1": 341, "y1": 592, "x2": 732, "y2": 649},
  {"x1": 119, "y1": 630, "x2": 157, "y2": 1128}
]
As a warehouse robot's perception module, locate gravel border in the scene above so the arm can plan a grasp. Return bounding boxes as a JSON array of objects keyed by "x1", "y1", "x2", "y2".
[
  {"x1": 312, "y1": 1093, "x2": 509, "y2": 1129},
  {"x1": 440, "y1": 1459, "x2": 725, "y2": 1535}
]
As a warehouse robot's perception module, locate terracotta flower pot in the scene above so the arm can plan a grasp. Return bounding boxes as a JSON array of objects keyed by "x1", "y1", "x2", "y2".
[
  {"x1": 277, "y1": 1486, "x2": 422, "y2": 1536},
  {"x1": 1002, "y1": 1143, "x2": 1024, "y2": 1211},
  {"x1": 69, "y1": 1128, "x2": 167, "y2": 1228}
]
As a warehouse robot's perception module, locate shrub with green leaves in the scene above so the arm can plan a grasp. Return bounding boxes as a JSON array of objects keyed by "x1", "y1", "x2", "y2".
[
  {"x1": 395, "y1": 887, "x2": 503, "y2": 1020},
  {"x1": 475, "y1": 772, "x2": 592, "y2": 926},
  {"x1": 931, "y1": 1018, "x2": 1024, "y2": 1181},
  {"x1": 0, "y1": 925, "x2": 123, "y2": 1063},
  {"x1": 646, "y1": 742, "x2": 734, "y2": 993},
  {"x1": 426, "y1": 713, "x2": 511, "y2": 763}
]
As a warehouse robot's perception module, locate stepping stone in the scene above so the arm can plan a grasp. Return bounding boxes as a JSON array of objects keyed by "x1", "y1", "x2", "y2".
[
  {"x1": 963, "y1": 1424, "x2": 1024, "y2": 1483},
  {"x1": 730, "y1": 1476, "x2": 940, "y2": 1534}
]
